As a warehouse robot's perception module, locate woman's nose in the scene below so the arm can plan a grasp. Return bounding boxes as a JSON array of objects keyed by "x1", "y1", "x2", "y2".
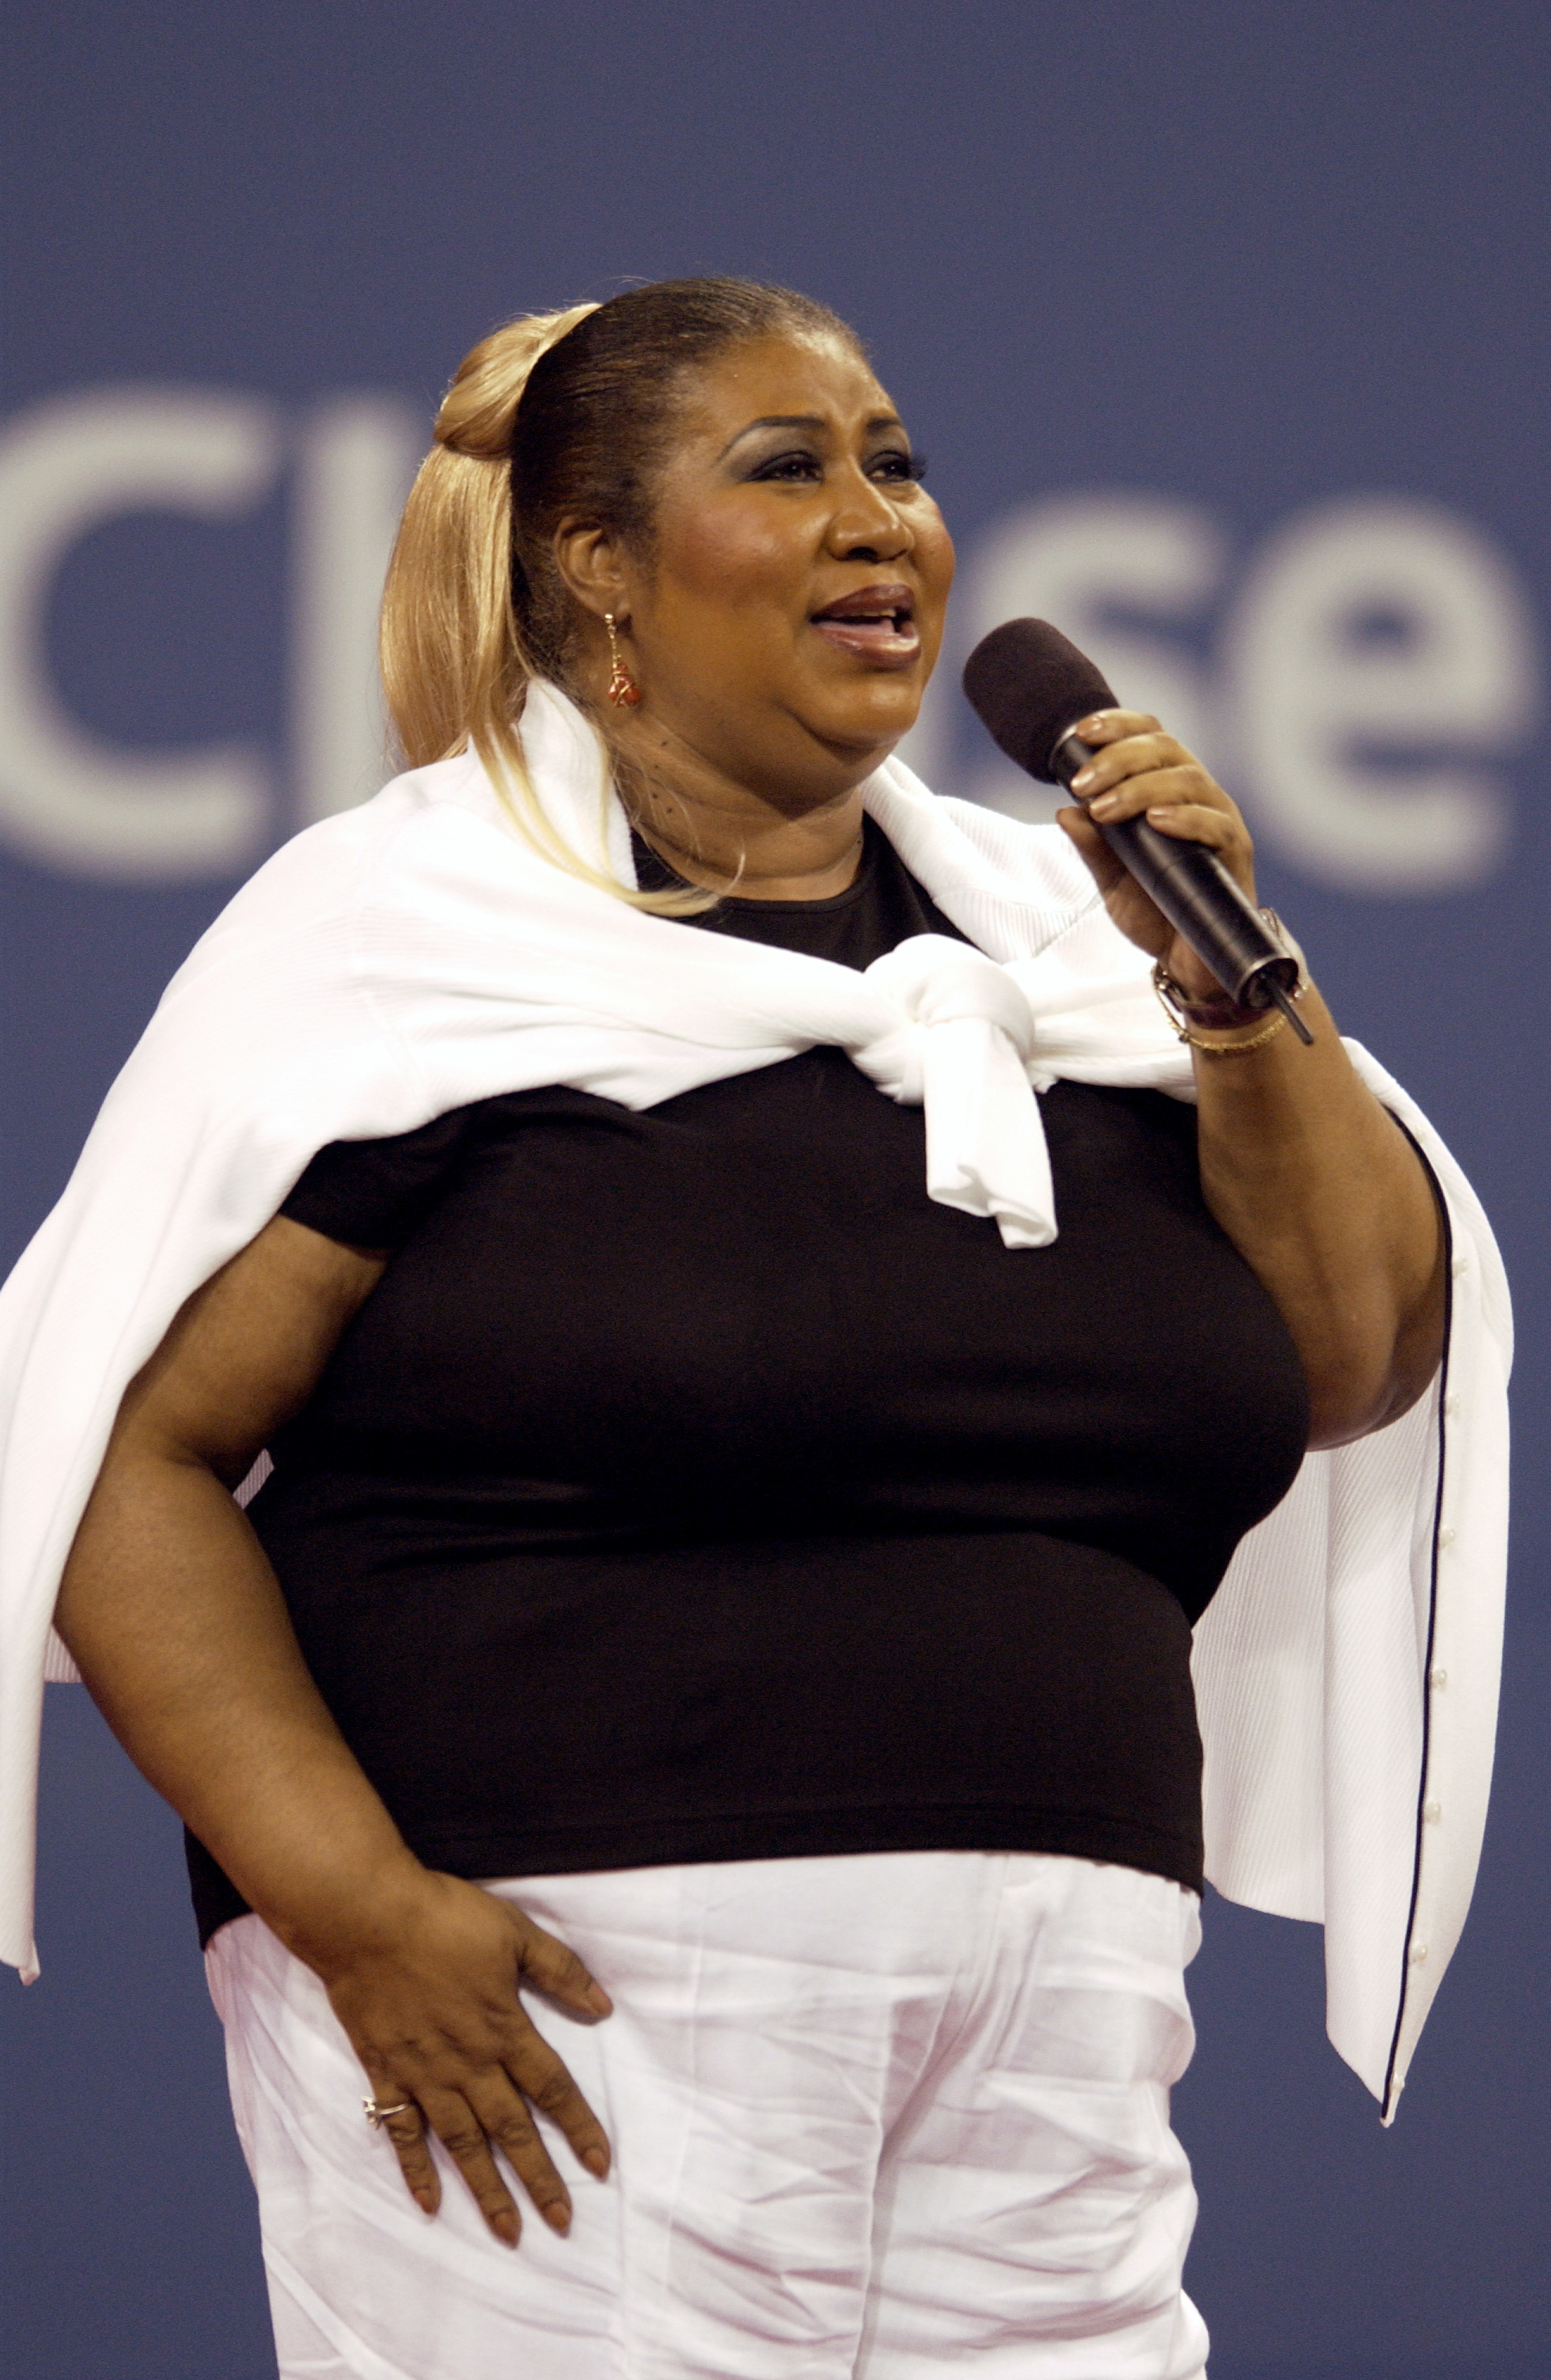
[{"x1": 826, "y1": 472, "x2": 915, "y2": 563}]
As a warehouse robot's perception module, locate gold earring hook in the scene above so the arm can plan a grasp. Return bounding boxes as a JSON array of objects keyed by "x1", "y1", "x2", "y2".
[{"x1": 603, "y1": 612, "x2": 642, "y2": 709}]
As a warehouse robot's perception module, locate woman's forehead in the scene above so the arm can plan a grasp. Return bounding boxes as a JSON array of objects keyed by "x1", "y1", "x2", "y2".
[{"x1": 678, "y1": 333, "x2": 896, "y2": 442}]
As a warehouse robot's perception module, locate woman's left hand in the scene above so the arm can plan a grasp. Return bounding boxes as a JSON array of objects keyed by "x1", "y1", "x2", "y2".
[
  {"x1": 1054, "y1": 709, "x2": 1255, "y2": 1005},
  {"x1": 1050, "y1": 703, "x2": 1446, "y2": 1448}
]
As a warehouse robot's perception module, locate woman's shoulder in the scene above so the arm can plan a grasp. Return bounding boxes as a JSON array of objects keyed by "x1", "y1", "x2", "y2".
[
  {"x1": 132, "y1": 750, "x2": 530, "y2": 1058},
  {"x1": 867, "y1": 753, "x2": 1100, "y2": 915},
  {"x1": 933, "y1": 795, "x2": 1101, "y2": 904},
  {"x1": 182, "y1": 752, "x2": 491, "y2": 958},
  {"x1": 279, "y1": 1099, "x2": 486, "y2": 1252},
  {"x1": 866, "y1": 756, "x2": 1113, "y2": 972}
]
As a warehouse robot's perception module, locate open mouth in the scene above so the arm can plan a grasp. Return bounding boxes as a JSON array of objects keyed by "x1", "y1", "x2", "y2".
[{"x1": 810, "y1": 583, "x2": 920, "y2": 666}]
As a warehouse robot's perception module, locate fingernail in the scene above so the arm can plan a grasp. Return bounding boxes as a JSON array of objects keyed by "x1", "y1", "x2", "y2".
[
  {"x1": 414, "y1": 2188, "x2": 436, "y2": 2215},
  {"x1": 1090, "y1": 794, "x2": 1120, "y2": 817},
  {"x1": 544, "y1": 2198, "x2": 572, "y2": 2234},
  {"x1": 583, "y1": 2146, "x2": 610, "y2": 2179},
  {"x1": 1070, "y1": 767, "x2": 1096, "y2": 792},
  {"x1": 495, "y1": 2210, "x2": 520, "y2": 2248},
  {"x1": 584, "y1": 1982, "x2": 613, "y2": 2017}
]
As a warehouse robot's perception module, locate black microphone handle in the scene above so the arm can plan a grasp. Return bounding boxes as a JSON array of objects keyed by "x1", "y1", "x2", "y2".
[{"x1": 1052, "y1": 730, "x2": 1301, "y2": 1018}]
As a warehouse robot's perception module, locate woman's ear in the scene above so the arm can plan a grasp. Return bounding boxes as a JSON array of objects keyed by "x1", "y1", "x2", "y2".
[{"x1": 552, "y1": 517, "x2": 630, "y2": 623}]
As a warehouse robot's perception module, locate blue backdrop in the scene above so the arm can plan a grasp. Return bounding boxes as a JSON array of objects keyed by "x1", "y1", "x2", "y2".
[{"x1": 3, "y1": 6, "x2": 1549, "y2": 2375}]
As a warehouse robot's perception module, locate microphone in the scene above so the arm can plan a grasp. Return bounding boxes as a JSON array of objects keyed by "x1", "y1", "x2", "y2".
[{"x1": 961, "y1": 618, "x2": 1312, "y2": 1044}]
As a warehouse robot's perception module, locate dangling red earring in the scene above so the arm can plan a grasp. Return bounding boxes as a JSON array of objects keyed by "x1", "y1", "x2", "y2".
[{"x1": 604, "y1": 612, "x2": 643, "y2": 707}]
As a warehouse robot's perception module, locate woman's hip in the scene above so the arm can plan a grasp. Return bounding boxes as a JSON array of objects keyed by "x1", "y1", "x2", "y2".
[{"x1": 207, "y1": 1848, "x2": 1206, "y2": 2380}]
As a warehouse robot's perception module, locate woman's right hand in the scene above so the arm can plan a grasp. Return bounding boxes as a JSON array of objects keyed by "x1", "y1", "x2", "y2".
[{"x1": 290, "y1": 1865, "x2": 613, "y2": 2245}]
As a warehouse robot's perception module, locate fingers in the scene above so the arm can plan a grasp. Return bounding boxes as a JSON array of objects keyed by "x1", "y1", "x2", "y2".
[
  {"x1": 1139, "y1": 804, "x2": 1242, "y2": 851},
  {"x1": 1072, "y1": 707, "x2": 1161, "y2": 745},
  {"x1": 416, "y1": 2082, "x2": 529, "y2": 2245},
  {"x1": 1074, "y1": 748, "x2": 1225, "y2": 820},
  {"x1": 363, "y1": 2025, "x2": 612, "y2": 2240},
  {"x1": 1101, "y1": 783, "x2": 1245, "y2": 852},
  {"x1": 332, "y1": 1876, "x2": 614, "y2": 2246},
  {"x1": 360, "y1": 1997, "x2": 610, "y2": 2245},
  {"x1": 367, "y1": 2056, "x2": 593, "y2": 2245},
  {"x1": 499, "y1": 1904, "x2": 612, "y2": 2175},
  {"x1": 502, "y1": 1899, "x2": 613, "y2": 2019},
  {"x1": 504, "y1": 2014, "x2": 612, "y2": 2182},
  {"x1": 464, "y1": 2060, "x2": 588, "y2": 2233},
  {"x1": 1064, "y1": 721, "x2": 1257, "y2": 900},
  {"x1": 1067, "y1": 714, "x2": 1230, "y2": 820},
  {"x1": 364, "y1": 2078, "x2": 442, "y2": 2219}
]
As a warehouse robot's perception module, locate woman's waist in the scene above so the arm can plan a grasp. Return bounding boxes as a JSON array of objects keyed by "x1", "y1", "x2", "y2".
[
  {"x1": 253, "y1": 1521, "x2": 1203, "y2": 1833},
  {"x1": 246, "y1": 1464, "x2": 1219, "y2": 1642},
  {"x1": 247, "y1": 1452, "x2": 1224, "y2": 1613}
]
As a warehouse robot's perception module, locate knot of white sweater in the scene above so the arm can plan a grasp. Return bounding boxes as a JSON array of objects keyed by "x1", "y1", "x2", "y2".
[{"x1": 846, "y1": 935, "x2": 1053, "y2": 1248}]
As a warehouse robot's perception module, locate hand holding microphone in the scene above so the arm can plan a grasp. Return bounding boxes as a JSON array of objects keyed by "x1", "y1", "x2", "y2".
[{"x1": 962, "y1": 620, "x2": 1312, "y2": 1044}]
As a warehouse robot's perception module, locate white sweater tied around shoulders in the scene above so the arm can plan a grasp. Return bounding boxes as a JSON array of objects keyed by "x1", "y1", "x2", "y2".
[{"x1": 0, "y1": 681, "x2": 1510, "y2": 2117}]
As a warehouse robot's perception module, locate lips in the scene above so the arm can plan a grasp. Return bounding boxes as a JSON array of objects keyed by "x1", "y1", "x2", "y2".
[{"x1": 810, "y1": 582, "x2": 920, "y2": 668}]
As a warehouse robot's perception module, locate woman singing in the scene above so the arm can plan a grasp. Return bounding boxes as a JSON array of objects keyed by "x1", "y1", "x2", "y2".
[{"x1": 0, "y1": 279, "x2": 1507, "y2": 2378}]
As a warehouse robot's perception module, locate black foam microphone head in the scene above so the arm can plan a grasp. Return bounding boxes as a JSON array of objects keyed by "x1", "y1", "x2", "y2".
[{"x1": 961, "y1": 619, "x2": 1117, "y2": 784}]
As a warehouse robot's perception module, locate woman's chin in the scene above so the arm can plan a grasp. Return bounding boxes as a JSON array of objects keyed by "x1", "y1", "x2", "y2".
[{"x1": 796, "y1": 676, "x2": 925, "y2": 758}]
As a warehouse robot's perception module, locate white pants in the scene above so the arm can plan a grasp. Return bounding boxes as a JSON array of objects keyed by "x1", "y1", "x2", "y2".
[{"x1": 207, "y1": 1851, "x2": 1209, "y2": 2379}]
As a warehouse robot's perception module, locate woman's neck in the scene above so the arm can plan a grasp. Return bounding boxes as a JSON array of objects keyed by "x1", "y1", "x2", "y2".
[{"x1": 612, "y1": 726, "x2": 870, "y2": 902}]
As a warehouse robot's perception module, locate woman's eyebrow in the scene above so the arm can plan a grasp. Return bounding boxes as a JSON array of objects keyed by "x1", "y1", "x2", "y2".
[
  {"x1": 717, "y1": 414, "x2": 825, "y2": 460},
  {"x1": 716, "y1": 411, "x2": 907, "y2": 461}
]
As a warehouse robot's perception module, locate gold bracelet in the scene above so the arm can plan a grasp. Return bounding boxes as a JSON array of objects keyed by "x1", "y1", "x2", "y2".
[
  {"x1": 1185, "y1": 1010, "x2": 1288, "y2": 1056},
  {"x1": 1151, "y1": 908, "x2": 1311, "y2": 1058}
]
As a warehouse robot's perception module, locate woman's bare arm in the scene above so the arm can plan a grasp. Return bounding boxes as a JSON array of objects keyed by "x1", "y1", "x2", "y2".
[
  {"x1": 58, "y1": 1220, "x2": 406, "y2": 1937},
  {"x1": 1058, "y1": 711, "x2": 1445, "y2": 1448},
  {"x1": 55, "y1": 1215, "x2": 611, "y2": 2245},
  {"x1": 1186, "y1": 986, "x2": 1443, "y2": 1445}
]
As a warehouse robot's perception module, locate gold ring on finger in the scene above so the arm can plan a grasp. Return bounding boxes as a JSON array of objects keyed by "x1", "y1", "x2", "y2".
[{"x1": 363, "y1": 2097, "x2": 416, "y2": 2128}]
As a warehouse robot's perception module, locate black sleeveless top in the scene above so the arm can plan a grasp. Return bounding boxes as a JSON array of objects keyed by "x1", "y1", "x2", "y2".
[{"x1": 186, "y1": 820, "x2": 1309, "y2": 1942}]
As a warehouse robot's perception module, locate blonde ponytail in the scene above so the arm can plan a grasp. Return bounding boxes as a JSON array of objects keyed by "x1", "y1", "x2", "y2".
[
  {"x1": 379, "y1": 302, "x2": 681, "y2": 902},
  {"x1": 380, "y1": 304, "x2": 597, "y2": 775}
]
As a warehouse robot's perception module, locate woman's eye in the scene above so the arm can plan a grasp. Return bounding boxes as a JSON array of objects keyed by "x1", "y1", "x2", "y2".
[
  {"x1": 870, "y1": 449, "x2": 928, "y2": 483},
  {"x1": 750, "y1": 451, "x2": 823, "y2": 482},
  {"x1": 746, "y1": 448, "x2": 927, "y2": 485}
]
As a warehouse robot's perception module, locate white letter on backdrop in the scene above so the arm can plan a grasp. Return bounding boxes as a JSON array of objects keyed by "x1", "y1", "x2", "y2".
[
  {"x1": 290, "y1": 397, "x2": 422, "y2": 822},
  {"x1": 955, "y1": 493, "x2": 1227, "y2": 816},
  {"x1": 1226, "y1": 497, "x2": 1540, "y2": 895},
  {"x1": 0, "y1": 388, "x2": 281, "y2": 877}
]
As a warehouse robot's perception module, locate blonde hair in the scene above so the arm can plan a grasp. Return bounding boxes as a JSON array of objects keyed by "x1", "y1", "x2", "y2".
[
  {"x1": 378, "y1": 303, "x2": 624, "y2": 892},
  {"x1": 377, "y1": 279, "x2": 862, "y2": 905}
]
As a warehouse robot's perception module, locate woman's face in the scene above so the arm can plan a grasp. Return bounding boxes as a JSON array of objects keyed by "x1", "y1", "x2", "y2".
[{"x1": 597, "y1": 332, "x2": 954, "y2": 808}]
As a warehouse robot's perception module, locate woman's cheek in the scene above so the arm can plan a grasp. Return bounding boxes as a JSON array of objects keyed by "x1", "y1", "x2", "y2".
[{"x1": 917, "y1": 510, "x2": 956, "y2": 612}]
